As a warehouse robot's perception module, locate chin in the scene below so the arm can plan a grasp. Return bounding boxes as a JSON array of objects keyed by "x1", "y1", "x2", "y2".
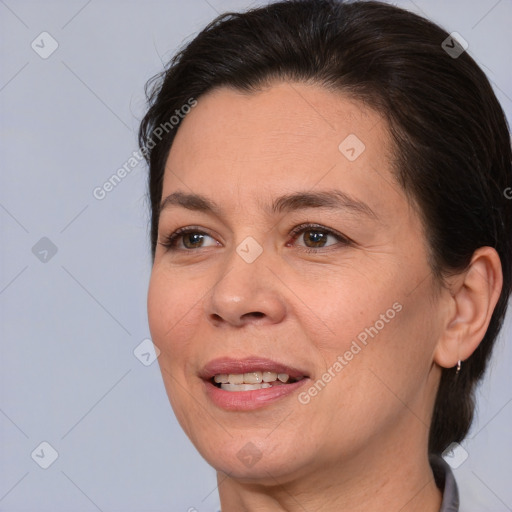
[{"x1": 193, "y1": 434, "x2": 313, "y2": 484}]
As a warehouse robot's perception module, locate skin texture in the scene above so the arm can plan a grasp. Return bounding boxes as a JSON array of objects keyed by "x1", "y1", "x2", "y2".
[{"x1": 147, "y1": 81, "x2": 502, "y2": 511}]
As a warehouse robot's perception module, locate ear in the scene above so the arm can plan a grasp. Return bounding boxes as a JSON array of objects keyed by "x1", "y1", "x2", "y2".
[{"x1": 434, "y1": 247, "x2": 503, "y2": 369}]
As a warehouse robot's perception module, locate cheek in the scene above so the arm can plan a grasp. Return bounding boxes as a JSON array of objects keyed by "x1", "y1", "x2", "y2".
[
  {"x1": 329, "y1": 288, "x2": 438, "y2": 423},
  {"x1": 147, "y1": 267, "x2": 203, "y2": 346},
  {"x1": 147, "y1": 268, "x2": 204, "y2": 428},
  {"x1": 373, "y1": 286, "x2": 438, "y2": 372},
  {"x1": 289, "y1": 267, "x2": 392, "y2": 354},
  {"x1": 302, "y1": 268, "x2": 437, "y2": 408}
]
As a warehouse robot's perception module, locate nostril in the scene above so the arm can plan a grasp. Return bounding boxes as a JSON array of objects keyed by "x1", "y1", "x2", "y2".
[
  {"x1": 208, "y1": 311, "x2": 266, "y2": 327},
  {"x1": 243, "y1": 312, "x2": 265, "y2": 319}
]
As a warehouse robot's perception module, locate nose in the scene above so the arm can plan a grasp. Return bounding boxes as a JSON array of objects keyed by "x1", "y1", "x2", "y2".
[{"x1": 205, "y1": 247, "x2": 287, "y2": 328}]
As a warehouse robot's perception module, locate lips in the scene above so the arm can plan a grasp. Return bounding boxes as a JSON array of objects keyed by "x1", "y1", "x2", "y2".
[
  {"x1": 199, "y1": 356, "x2": 310, "y2": 410},
  {"x1": 199, "y1": 356, "x2": 309, "y2": 382}
]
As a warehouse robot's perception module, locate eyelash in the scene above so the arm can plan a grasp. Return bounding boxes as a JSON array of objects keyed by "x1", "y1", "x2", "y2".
[{"x1": 159, "y1": 223, "x2": 352, "y2": 253}]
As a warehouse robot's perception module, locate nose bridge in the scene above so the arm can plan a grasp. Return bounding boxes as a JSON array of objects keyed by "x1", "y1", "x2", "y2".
[{"x1": 205, "y1": 239, "x2": 287, "y2": 326}]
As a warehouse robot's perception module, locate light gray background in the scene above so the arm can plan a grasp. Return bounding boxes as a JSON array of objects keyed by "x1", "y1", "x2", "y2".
[{"x1": 1, "y1": 0, "x2": 511, "y2": 511}]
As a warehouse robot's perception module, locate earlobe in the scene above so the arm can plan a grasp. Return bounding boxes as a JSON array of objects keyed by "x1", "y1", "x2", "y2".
[{"x1": 433, "y1": 247, "x2": 503, "y2": 370}]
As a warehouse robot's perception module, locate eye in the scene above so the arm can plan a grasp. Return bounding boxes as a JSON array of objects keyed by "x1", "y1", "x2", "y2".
[
  {"x1": 159, "y1": 223, "x2": 351, "y2": 252},
  {"x1": 159, "y1": 227, "x2": 219, "y2": 250},
  {"x1": 288, "y1": 223, "x2": 351, "y2": 250}
]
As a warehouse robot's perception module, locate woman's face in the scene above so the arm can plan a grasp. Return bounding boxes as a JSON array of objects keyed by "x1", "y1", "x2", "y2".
[{"x1": 148, "y1": 82, "x2": 445, "y2": 482}]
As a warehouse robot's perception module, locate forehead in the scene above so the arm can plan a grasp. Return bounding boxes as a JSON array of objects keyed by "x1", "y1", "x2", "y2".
[{"x1": 163, "y1": 81, "x2": 401, "y2": 217}]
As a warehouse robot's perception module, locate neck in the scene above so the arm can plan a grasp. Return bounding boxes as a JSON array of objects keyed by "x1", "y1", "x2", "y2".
[{"x1": 217, "y1": 432, "x2": 442, "y2": 512}]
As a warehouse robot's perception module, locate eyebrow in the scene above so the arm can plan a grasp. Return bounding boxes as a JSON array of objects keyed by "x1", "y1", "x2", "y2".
[{"x1": 159, "y1": 190, "x2": 378, "y2": 220}]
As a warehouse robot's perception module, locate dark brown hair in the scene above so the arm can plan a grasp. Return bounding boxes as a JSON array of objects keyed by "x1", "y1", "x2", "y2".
[{"x1": 139, "y1": 0, "x2": 512, "y2": 454}]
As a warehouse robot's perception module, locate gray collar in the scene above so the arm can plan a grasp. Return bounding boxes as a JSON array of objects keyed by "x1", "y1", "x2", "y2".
[{"x1": 430, "y1": 454, "x2": 460, "y2": 511}]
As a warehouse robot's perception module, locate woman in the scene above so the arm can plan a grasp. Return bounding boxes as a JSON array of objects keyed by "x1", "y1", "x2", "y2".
[{"x1": 139, "y1": 1, "x2": 511, "y2": 510}]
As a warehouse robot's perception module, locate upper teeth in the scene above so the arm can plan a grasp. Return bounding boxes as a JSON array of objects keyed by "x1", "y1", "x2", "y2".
[{"x1": 214, "y1": 372, "x2": 290, "y2": 384}]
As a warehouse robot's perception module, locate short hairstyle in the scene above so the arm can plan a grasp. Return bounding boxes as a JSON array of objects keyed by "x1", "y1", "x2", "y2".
[{"x1": 139, "y1": 0, "x2": 512, "y2": 454}]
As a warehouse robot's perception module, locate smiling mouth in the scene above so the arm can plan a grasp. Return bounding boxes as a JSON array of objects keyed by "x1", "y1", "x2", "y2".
[{"x1": 210, "y1": 371, "x2": 305, "y2": 391}]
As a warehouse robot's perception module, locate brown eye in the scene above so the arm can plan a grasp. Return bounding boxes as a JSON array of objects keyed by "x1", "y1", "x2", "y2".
[
  {"x1": 182, "y1": 232, "x2": 206, "y2": 248},
  {"x1": 159, "y1": 228, "x2": 219, "y2": 250},
  {"x1": 301, "y1": 230, "x2": 331, "y2": 248},
  {"x1": 288, "y1": 223, "x2": 352, "y2": 252}
]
